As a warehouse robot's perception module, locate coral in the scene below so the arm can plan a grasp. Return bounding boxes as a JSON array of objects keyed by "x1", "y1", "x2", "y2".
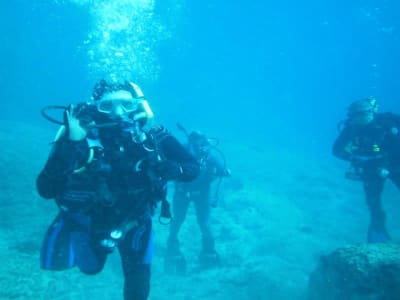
[{"x1": 308, "y1": 244, "x2": 400, "y2": 300}]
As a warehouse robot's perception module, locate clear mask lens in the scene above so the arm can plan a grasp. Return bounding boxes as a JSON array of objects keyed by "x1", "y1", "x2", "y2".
[{"x1": 97, "y1": 98, "x2": 140, "y2": 114}]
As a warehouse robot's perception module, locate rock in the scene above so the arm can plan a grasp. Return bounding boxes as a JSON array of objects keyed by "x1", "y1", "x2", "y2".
[{"x1": 308, "y1": 243, "x2": 400, "y2": 300}]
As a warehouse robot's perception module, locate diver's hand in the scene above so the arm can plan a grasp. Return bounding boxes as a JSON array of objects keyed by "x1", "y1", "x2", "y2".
[
  {"x1": 223, "y1": 168, "x2": 231, "y2": 177},
  {"x1": 65, "y1": 104, "x2": 89, "y2": 141},
  {"x1": 378, "y1": 168, "x2": 390, "y2": 178},
  {"x1": 154, "y1": 160, "x2": 183, "y2": 181}
]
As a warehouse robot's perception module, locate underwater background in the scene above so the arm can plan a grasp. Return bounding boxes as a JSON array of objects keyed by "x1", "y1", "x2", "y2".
[{"x1": 1, "y1": 0, "x2": 400, "y2": 299}]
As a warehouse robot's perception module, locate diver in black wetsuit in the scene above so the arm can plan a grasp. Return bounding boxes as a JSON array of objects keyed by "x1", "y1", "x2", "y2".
[
  {"x1": 37, "y1": 80, "x2": 200, "y2": 300},
  {"x1": 333, "y1": 97, "x2": 400, "y2": 243}
]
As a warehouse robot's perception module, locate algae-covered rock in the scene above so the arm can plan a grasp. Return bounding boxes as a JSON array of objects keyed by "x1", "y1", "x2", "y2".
[{"x1": 308, "y1": 243, "x2": 400, "y2": 300}]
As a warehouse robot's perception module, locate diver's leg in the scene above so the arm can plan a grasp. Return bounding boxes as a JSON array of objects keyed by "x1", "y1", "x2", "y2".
[
  {"x1": 119, "y1": 217, "x2": 153, "y2": 300},
  {"x1": 64, "y1": 213, "x2": 108, "y2": 274},
  {"x1": 164, "y1": 190, "x2": 190, "y2": 274},
  {"x1": 72, "y1": 229, "x2": 107, "y2": 275},
  {"x1": 194, "y1": 191, "x2": 220, "y2": 268},
  {"x1": 194, "y1": 192, "x2": 214, "y2": 253},
  {"x1": 363, "y1": 176, "x2": 390, "y2": 242},
  {"x1": 43, "y1": 212, "x2": 107, "y2": 274},
  {"x1": 167, "y1": 189, "x2": 190, "y2": 251}
]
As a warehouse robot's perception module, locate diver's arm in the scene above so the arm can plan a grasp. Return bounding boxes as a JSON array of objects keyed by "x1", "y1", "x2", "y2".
[
  {"x1": 332, "y1": 127, "x2": 384, "y2": 164},
  {"x1": 381, "y1": 112, "x2": 400, "y2": 125},
  {"x1": 332, "y1": 127, "x2": 354, "y2": 161},
  {"x1": 159, "y1": 135, "x2": 200, "y2": 182},
  {"x1": 37, "y1": 104, "x2": 95, "y2": 199},
  {"x1": 36, "y1": 137, "x2": 89, "y2": 199}
]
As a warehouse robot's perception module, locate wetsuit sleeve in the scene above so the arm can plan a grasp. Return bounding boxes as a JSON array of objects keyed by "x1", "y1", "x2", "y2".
[
  {"x1": 381, "y1": 113, "x2": 400, "y2": 161},
  {"x1": 36, "y1": 137, "x2": 89, "y2": 199},
  {"x1": 159, "y1": 135, "x2": 200, "y2": 182},
  {"x1": 383, "y1": 112, "x2": 400, "y2": 125},
  {"x1": 332, "y1": 127, "x2": 354, "y2": 161}
]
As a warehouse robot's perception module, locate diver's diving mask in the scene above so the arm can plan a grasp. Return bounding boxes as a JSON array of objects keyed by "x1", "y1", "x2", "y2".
[
  {"x1": 96, "y1": 90, "x2": 141, "y2": 114},
  {"x1": 97, "y1": 98, "x2": 140, "y2": 114},
  {"x1": 96, "y1": 89, "x2": 155, "y2": 123},
  {"x1": 347, "y1": 97, "x2": 378, "y2": 125}
]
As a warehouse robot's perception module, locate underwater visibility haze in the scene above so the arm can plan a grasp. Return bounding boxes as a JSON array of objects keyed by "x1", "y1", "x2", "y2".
[{"x1": 1, "y1": 0, "x2": 400, "y2": 299}]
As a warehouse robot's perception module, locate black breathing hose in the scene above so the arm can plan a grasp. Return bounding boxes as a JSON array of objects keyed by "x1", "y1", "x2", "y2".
[{"x1": 41, "y1": 105, "x2": 68, "y2": 125}]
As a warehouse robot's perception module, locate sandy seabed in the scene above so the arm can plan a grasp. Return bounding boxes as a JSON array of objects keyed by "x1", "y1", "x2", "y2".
[{"x1": 1, "y1": 121, "x2": 399, "y2": 300}]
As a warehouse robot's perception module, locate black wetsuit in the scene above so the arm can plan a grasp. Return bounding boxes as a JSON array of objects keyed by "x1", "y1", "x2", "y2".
[
  {"x1": 37, "y1": 104, "x2": 199, "y2": 300},
  {"x1": 332, "y1": 112, "x2": 400, "y2": 242}
]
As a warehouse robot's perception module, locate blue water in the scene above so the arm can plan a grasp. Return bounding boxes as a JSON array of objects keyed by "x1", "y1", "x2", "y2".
[
  {"x1": 2, "y1": 0, "x2": 399, "y2": 153},
  {"x1": 1, "y1": 1, "x2": 400, "y2": 298}
]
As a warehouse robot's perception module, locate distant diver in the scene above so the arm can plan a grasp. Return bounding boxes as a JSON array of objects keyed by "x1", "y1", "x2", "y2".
[{"x1": 333, "y1": 97, "x2": 400, "y2": 243}]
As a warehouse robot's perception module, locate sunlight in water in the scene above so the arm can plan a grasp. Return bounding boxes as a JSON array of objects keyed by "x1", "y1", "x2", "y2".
[{"x1": 64, "y1": 0, "x2": 170, "y2": 82}]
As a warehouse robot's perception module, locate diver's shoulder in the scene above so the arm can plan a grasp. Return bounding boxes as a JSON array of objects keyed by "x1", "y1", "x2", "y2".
[{"x1": 375, "y1": 112, "x2": 400, "y2": 124}]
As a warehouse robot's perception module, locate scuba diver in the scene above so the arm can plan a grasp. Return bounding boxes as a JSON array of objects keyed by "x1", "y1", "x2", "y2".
[
  {"x1": 332, "y1": 97, "x2": 400, "y2": 243},
  {"x1": 164, "y1": 125, "x2": 231, "y2": 274},
  {"x1": 37, "y1": 80, "x2": 200, "y2": 300}
]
